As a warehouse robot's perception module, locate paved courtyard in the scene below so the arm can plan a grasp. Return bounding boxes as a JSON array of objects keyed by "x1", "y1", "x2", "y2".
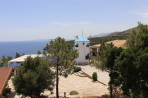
[{"x1": 8, "y1": 65, "x2": 109, "y2": 98}]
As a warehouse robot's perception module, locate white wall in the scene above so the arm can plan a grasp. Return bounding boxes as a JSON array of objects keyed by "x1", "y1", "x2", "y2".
[{"x1": 74, "y1": 41, "x2": 90, "y2": 65}]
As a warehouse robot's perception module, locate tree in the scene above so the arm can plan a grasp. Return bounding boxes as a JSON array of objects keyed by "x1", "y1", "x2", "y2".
[
  {"x1": 92, "y1": 43, "x2": 123, "y2": 98},
  {"x1": 0, "y1": 56, "x2": 12, "y2": 67},
  {"x1": 13, "y1": 57, "x2": 54, "y2": 98},
  {"x1": 115, "y1": 23, "x2": 148, "y2": 97},
  {"x1": 45, "y1": 37, "x2": 78, "y2": 98},
  {"x1": 92, "y1": 72, "x2": 98, "y2": 81},
  {"x1": 37, "y1": 50, "x2": 42, "y2": 54},
  {"x1": 15, "y1": 52, "x2": 22, "y2": 58},
  {"x1": 102, "y1": 44, "x2": 123, "y2": 98}
]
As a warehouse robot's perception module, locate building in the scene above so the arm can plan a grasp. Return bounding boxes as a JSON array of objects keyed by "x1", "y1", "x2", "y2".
[
  {"x1": 74, "y1": 36, "x2": 90, "y2": 65},
  {"x1": 0, "y1": 68, "x2": 12, "y2": 96},
  {"x1": 90, "y1": 40, "x2": 126, "y2": 56},
  {"x1": 8, "y1": 54, "x2": 44, "y2": 75}
]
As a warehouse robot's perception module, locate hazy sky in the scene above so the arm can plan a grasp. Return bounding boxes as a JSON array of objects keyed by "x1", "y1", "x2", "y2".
[{"x1": 0, "y1": 0, "x2": 148, "y2": 41}]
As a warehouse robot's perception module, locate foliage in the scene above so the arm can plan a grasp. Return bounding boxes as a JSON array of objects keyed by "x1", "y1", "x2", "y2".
[
  {"x1": 37, "y1": 50, "x2": 42, "y2": 54},
  {"x1": 67, "y1": 25, "x2": 148, "y2": 47},
  {"x1": 73, "y1": 66, "x2": 82, "y2": 72},
  {"x1": 44, "y1": 37, "x2": 78, "y2": 98},
  {"x1": 115, "y1": 23, "x2": 148, "y2": 97},
  {"x1": 15, "y1": 52, "x2": 24, "y2": 58},
  {"x1": 0, "y1": 56, "x2": 12, "y2": 67},
  {"x1": 69, "y1": 90, "x2": 79, "y2": 95},
  {"x1": 92, "y1": 23, "x2": 148, "y2": 98},
  {"x1": 89, "y1": 36, "x2": 127, "y2": 46},
  {"x1": 92, "y1": 72, "x2": 98, "y2": 81},
  {"x1": 91, "y1": 41, "x2": 123, "y2": 98},
  {"x1": 13, "y1": 57, "x2": 54, "y2": 98},
  {"x1": 0, "y1": 86, "x2": 9, "y2": 98}
]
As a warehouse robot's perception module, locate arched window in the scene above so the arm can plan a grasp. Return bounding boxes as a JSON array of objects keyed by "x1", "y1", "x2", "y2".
[
  {"x1": 85, "y1": 53, "x2": 89, "y2": 59},
  {"x1": 75, "y1": 43, "x2": 79, "y2": 47},
  {"x1": 86, "y1": 44, "x2": 89, "y2": 47}
]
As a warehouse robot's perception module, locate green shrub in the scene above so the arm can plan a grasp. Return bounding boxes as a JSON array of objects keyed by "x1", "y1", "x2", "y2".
[
  {"x1": 69, "y1": 90, "x2": 79, "y2": 95},
  {"x1": 92, "y1": 72, "x2": 98, "y2": 81},
  {"x1": 73, "y1": 66, "x2": 82, "y2": 72}
]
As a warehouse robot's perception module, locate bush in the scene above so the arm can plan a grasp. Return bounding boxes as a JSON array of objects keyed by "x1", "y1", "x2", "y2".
[
  {"x1": 73, "y1": 66, "x2": 82, "y2": 72},
  {"x1": 92, "y1": 72, "x2": 98, "y2": 81},
  {"x1": 69, "y1": 90, "x2": 79, "y2": 95}
]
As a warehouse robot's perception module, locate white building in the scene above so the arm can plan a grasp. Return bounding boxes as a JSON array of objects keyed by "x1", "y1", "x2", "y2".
[
  {"x1": 8, "y1": 54, "x2": 44, "y2": 67},
  {"x1": 74, "y1": 36, "x2": 90, "y2": 65},
  {"x1": 8, "y1": 54, "x2": 44, "y2": 75}
]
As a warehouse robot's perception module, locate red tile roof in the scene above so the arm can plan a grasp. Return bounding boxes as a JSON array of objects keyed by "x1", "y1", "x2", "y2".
[
  {"x1": 90, "y1": 40, "x2": 126, "y2": 48},
  {"x1": 0, "y1": 68, "x2": 12, "y2": 95}
]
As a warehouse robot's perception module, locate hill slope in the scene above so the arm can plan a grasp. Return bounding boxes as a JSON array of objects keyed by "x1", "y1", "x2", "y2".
[
  {"x1": 67, "y1": 25, "x2": 148, "y2": 46},
  {"x1": 89, "y1": 25, "x2": 148, "y2": 45}
]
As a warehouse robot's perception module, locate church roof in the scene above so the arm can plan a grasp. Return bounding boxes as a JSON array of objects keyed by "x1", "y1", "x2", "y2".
[{"x1": 75, "y1": 36, "x2": 89, "y2": 42}]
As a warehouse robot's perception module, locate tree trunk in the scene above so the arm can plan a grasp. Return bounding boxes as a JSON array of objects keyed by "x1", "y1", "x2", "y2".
[
  {"x1": 56, "y1": 63, "x2": 59, "y2": 98},
  {"x1": 110, "y1": 69, "x2": 113, "y2": 98},
  {"x1": 110, "y1": 82, "x2": 113, "y2": 98}
]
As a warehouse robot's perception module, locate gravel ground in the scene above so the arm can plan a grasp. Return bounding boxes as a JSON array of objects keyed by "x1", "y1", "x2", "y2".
[{"x1": 8, "y1": 65, "x2": 109, "y2": 98}]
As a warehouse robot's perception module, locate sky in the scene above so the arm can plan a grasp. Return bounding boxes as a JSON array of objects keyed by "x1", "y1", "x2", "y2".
[{"x1": 0, "y1": 0, "x2": 148, "y2": 41}]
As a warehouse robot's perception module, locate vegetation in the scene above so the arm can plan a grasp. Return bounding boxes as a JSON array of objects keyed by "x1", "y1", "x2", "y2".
[
  {"x1": 69, "y1": 90, "x2": 79, "y2": 95},
  {"x1": 91, "y1": 23, "x2": 148, "y2": 98},
  {"x1": 0, "y1": 86, "x2": 9, "y2": 98},
  {"x1": 90, "y1": 42, "x2": 123, "y2": 97},
  {"x1": 0, "y1": 52, "x2": 25, "y2": 67},
  {"x1": 73, "y1": 66, "x2": 82, "y2": 72},
  {"x1": 92, "y1": 72, "x2": 98, "y2": 81},
  {"x1": 114, "y1": 23, "x2": 148, "y2": 97},
  {"x1": 44, "y1": 37, "x2": 78, "y2": 98},
  {"x1": 89, "y1": 36, "x2": 127, "y2": 46},
  {"x1": 13, "y1": 57, "x2": 54, "y2": 98},
  {"x1": 0, "y1": 56, "x2": 12, "y2": 67},
  {"x1": 67, "y1": 25, "x2": 148, "y2": 47},
  {"x1": 104, "y1": 45, "x2": 123, "y2": 98},
  {"x1": 37, "y1": 50, "x2": 42, "y2": 54},
  {"x1": 15, "y1": 52, "x2": 24, "y2": 58}
]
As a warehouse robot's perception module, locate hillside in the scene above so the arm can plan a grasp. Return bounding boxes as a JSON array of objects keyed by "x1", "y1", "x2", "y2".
[
  {"x1": 89, "y1": 25, "x2": 148, "y2": 45},
  {"x1": 107, "y1": 25, "x2": 148, "y2": 37},
  {"x1": 67, "y1": 25, "x2": 148, "y2": 46}
]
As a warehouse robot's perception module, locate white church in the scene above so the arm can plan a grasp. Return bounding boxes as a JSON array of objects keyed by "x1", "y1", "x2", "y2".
[{"x1": 74, "y1": 36, "x2": 90, "y2": 65}]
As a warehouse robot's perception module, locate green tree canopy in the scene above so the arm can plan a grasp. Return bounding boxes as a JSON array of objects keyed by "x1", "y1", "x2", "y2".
[
  {"x1": 13, "y1": 57, "x2": 54, "y2": 98},
  {"x1": 100, "y1": 43, "x2": 123, "y2": 98},
  {"x1": 0, "y1": 56, "x2": 12, "y2": 67},
  {"x1": 115, "y1": 23, "x2": 148, "y2": 97},
  {"x1": 44, "y1": 37, "x2": 78, "y2": 98}
]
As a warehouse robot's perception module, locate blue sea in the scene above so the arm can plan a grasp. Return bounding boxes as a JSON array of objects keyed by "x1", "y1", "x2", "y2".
[{"x1": 0, "y1": 40, "x2": 49, "y2": 58}]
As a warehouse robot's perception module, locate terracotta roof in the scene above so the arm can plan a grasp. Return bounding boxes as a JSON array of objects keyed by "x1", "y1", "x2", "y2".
[
  {"x1": 90, "y1": 40, "x2": 126, "y2": 48},
  {"x1": 0, "y1": 68, "x2": 12, "y2": 95},
  {"x1": 106, "y1": 40, "x2": 126, "y2": 48}
]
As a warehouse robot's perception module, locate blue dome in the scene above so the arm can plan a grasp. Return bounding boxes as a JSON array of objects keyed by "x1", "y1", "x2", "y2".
[{"x1": 75, "y1": 36, "x2": 89, "y2": 42}]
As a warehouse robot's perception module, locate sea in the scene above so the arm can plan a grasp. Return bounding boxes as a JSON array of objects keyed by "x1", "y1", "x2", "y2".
[{"x1": 0, "y1": 40, "x2": 49, "y2": 59}]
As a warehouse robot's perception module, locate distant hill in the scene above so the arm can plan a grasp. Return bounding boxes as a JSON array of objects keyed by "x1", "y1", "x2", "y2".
[
  {"x1": 106, "y1": 25, "x2": 148, "y2": 37},
  {"x1": 67, "y1": 25, "x2": 148, "y2": 46},
  {"x1": 89, "y1": 25, "x2": 148, "y2": 45},
  {"x1": 106, "y1": 28, "x2": 133, "y2": 37},
  {"x1": 92, "y1": 33, "x2": 111, "y2": 38}
]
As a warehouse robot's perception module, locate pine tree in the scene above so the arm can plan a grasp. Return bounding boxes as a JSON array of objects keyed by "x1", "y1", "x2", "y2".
[
  {"x1": 45, "y1": 37, "x2": 78, "y2": 98},
  {"x1": 13, "y1": 57, "x2": 54, "y2": 98},
  {"x1": 115, "y1": 23, "x2": 148, "y2": 97}
]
